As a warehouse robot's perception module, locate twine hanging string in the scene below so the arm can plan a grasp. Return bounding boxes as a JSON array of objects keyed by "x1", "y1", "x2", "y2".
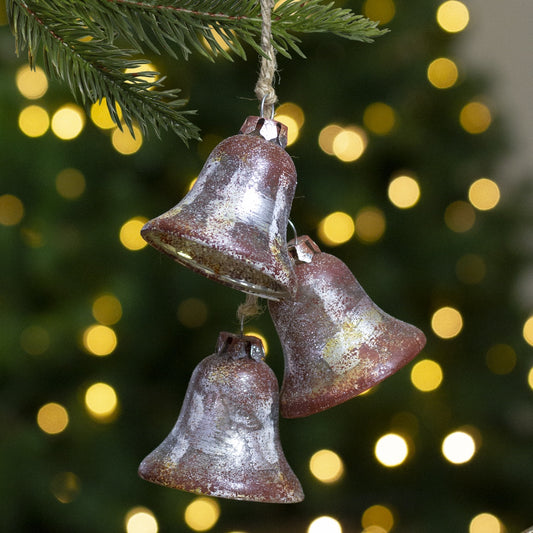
[
  {"x1": 237, "y1": 293, "x2": 264, "y2": 335},
  {"x1": 254, "y1": 0, "x2": 277, "y2": 118}
]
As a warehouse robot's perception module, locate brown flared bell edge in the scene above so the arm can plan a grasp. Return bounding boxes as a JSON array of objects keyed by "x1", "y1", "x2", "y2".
[
  {"x1": 269, "y1": 236, "x2": 426, "y2": 418},
  {"x1": 141, "y1": 117, "x2": 297, "y2": 301},
  {"x1": 138, "y1": 332, "x2": 304, "y2": 503}
]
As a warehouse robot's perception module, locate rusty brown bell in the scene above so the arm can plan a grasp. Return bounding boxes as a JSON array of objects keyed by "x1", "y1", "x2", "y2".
[
  {"x1": 138, "y1": 332, "x2": 304, "y2": 503},
  {"x1": 268, "y1": 236, "x2": 426, "y2": 418},
  {"x1": 141, "y1": 116, "x2": 297, "y2": 301}
]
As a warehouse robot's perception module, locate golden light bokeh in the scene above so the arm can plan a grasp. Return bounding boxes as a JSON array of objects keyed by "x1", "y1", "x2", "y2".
[
  {"x1": 119, "y1": 216, "x2": 149, "y2": 250},
  {"x1": 92, "y1": 293, "x2": 123, "y2": 325},
  {"x1": 374, "y1": 433, "x2": 409, "y2": 467},
  {"x1": 84, "y1": 382, "x2": 118, "y2": 421},
  {"x1": 309, "y1": 449, "x2": 344, "y2": 483},
  {"x1": 436, "y1": 1, "x2": 469, "y2": 33},
  {"x1": 361, "y1": 505, "x2": 394, "y2": 532},
  {"x1": 16, "y1": 64, "x2": 48, "y2": 99},
  {"x1": 37, "y1": 402, "x2": 69, "y2": 435},
  {"x1": 363, "y1": 0, "x2": 396, "y2": 25},
  {"x1": 18, "y1": 105, "x2": 50, "y2": 137},
  {"x1": 444, "y1": 201, "x2": 476, "y2": 233},
  {"x1": 112, "y1": 125, "x2": 143, "y2": 155},
  {"x1": 528, "y1": 367, "x2": 533, "y2": 390},
  {"x1": 82, "y1": 324, "x2": 118, "y2": 356},
  {"x1": 387, "y1": 175, "x2": 421, "y2": 209},
  {"x1": 184, "y1": 497, "x2": 220, "y2": 531},
  {"x1": 317, "y1": 211, "x2": 355, "y2": 246},
  {"x1": 332, "y1": 126, "x2": 368, "y2": 162},
  {"x1": 50, "y1": 471, "x2": 81, "y2": 504},
  {"x1": 20, "y1": 325, "x2": 50, "y2": 355},
  {"x1": 0, "y1": 194, "x2": 24, "y2": 226},
  {"x1": 275, "y1": 114, "x2": 299, "y2": 145},
  {"x1": 469, "y1": 513, "x2": 505, "y2": 533},
  {"x1": 354, "y1": 206, "x2": 386, "y2": 243},
  {"x1": 51, "y1": 104, "x2": 86, "y2": 140},
  {"x1": 460, "y1": 102, "x2": 492, "y2": 134},
  {"x1": 431, "y1": 306, "x2": 463, "y2": 339},
  {"x1": 485, "y1": 344, "x2": 516, "y2": 375},
  {"x1": 318, "y1": 124, "x2": 344, "y2": 155},
  {"x1": 90, "y1": 98, "x2": 123, "y2": 130},
  {"x1": 427, "y1": 57, "x2": 459, "y2": 89},
  {"x1": 410, "y1": 359, "x2": 443, "y2": 392},
  {"x1": 177, "y1": 297, "x2": 208, "y2": 328},
  {"x1": 455, "y1": 253, "x2": 486, "y2": 284},
  {"x1": 441, "y1": 430, "x2": 476, "y2": 464},
  {"x1": 124, "y1": 62, "x2": 159, "y2": 83},
  {"x1": 55, "y1": 168, "x2": 86, "y2": 200},
  {"x1": 276, "y1": 102, "x2": 304, "y2": 145},
  {"x1": 125, "y1": 507, "x2": 158, "y2": 533},
  {"x1": 522, "y1": 316, "x2": 533, "y2": 347},
  {"x1": 468, "y1": 178, "x2": 500, "y2": 211},
  {"x1": 363, "y1": 102, "x2": 396, "y2": 135},
  {"x1": 308, "y1": 516, "x2": 343, "y2": 533}
]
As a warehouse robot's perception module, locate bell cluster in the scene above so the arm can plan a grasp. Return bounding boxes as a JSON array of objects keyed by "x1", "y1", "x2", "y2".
[{"x1": 138, "y1": 115, "x2": 426, "y2": 503}]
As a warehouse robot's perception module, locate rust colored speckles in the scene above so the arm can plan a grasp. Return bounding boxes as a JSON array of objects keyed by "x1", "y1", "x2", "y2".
[
  {"x1": 138, "y1": 332, "x2": 304, "y2": 503},
  {"x1": 269, "y1": 236, "x2": 426, "y2": 418}
]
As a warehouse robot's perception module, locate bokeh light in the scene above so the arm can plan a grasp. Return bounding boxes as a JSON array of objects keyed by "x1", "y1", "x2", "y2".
[
  {"x1": 51, "y1": 104, "x2": 86, "y2": 140},
  {"x1": 308, "y1": 516, "x2": 343, "y2": 533},
  {"x1": 374, "y1": 433, "x2": 409, "y2": 467},
  {"x1": 92, "y1": 293, "x2": 123, "y2": 325},
  {"x1": 354, "y1": 206, "x2": 386, "y2": 243},
  {"x1": 363, "y1": 0, "x2": 396, "y2": 25},
  {"x1": 125, "y1": 507, "x2": 158, "y2": 533},
  {"x1": 436, "y1": 1, "x2": 469, "y2": 33},
  {"x1": 469, "y1": 513, "x2": 504, "y2": 533},
  {"x1": 177, "y1": 297, "x2": 208, "y2": 328},
  {"x1": 82, "y1": 324, "x2": 118, "y2": 356},
  {"x1": 37, "y1": 402, "x2": 69, "y2": 434},
  {"x1": 275, "y1": 102, "x2": 304, "y2": 145},
  {"x1": 317, "y1": 211, "x2": 355, "y2": 246},
  {"x1": 442, "y1": 430, "x2": 476, "y2": 464},
  {"x1": 90, "y1": 98, "x2": 122, "y2": 129},
  {"x1": 410, "y1": 359, "x2": 443, "y2": 392},
  {"x1": 456, "y1": 254, "x2": 486, "y2": 284},
  {"x1": 16, "y1": 64, "x2": 48, "y2": 99},
  {"x1": 528, "y1": 367, "x2": 533, "y2": 390},
  {"x1": 318, "y1": 124, "x2": 343, "y2": 155},
  {"x1": 124, "y1": 62, "x2": 159, "y2": 82},
  {"x1": 361, "y1": 504, "x2": 394, "y2": 532},
  {"x1": 84, "y1": 382, "x2": 118, "y2": 421},
  {"x1": 112, "y1": 125, "x2": 143, "y2": 155},
  {"x1": 427, "y1": 57, "x2": 459, "y2": 89},
  {"x1": 184, "y1": 497, "x2": 220, "y2": 531},
  {"x1": 522, "y1": 316, "x2": 533, "y2": 347},
  {"x1": 332, "y1": 126, "x2": 368, "y2": 162},
  {"x1": 444, "y1": 201, "x2": 476, "y2": 232},
  {"x1": 431, "y1": 306, "x2": 463, "y2": 339},
  {"x1": 468, "y1": 178, "x2": 500, "y2": 211},
  {"x1": 387, "y1": 175, "x2": 421, "y2": 209},
  {"x1": 0, "y1": 194, "x2": 24, "y2": 226},
  {"x1": 485, "y1": 344, "x2": 516, "y2": 375},
  {"x1": 20, "y1": 325, "x2": 50, "y2": 355},
  {"x1": 119, "y1": 216, "x2": 149, "y2": 250},
  {"x1": 18, "y1": 105, "x2": 50, "y2": 137},
  {"x1": 55, "y1": 168, "x2": 86, "y2": 199},
  {"x1": 309, "y1": 449, "x2": 344, "y2": 483},
  {"x1": 460, "y1": 102, "x2": 492, "y2": 134},
  {"x1": 363, "y1": 102, "x2": 396, "y2": 135},
  {"x1": 50, "y1": 472, "x2": 81, "y2": 504}
]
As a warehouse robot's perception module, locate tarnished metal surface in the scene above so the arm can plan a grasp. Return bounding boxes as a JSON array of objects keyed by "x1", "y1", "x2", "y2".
[
  {"x1": 141, "y1": 116, "x2": 297, "y2": 301},
  {"x1": 269, "y1": 236, "x2": 426, "y2": 419},
  {"x1": 138, "y1": 332, "x2": 304, "y2": 503}
]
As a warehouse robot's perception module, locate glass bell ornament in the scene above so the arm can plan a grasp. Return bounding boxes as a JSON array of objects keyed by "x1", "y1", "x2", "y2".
[
  {"x1": 268, "y1": 236, "x2": 426, "y2": 418},
  {"x1": 138, "y1": 331, "x2": 304, "y2": 503},
  {"x1": 141, "y1": 116, "x2": 298, "y2": 301}
]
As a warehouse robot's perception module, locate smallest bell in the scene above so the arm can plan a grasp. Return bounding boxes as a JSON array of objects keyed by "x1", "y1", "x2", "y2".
[{"x1": 138, "y1": 332, "x2": 304, "y2": 503}]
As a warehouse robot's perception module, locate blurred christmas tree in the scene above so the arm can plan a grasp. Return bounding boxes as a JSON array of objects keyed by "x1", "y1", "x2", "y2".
[{"x1": 1, "y1": 1, "x2": 533, "y2": 533}]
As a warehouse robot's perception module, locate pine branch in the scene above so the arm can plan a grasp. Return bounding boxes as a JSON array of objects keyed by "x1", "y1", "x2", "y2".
[{"x1": 7, "y1": 0, "x2": 386, "y2": 142}]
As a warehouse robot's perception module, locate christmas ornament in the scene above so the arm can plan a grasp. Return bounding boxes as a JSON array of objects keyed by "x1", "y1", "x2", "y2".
[
  {"x1": 138, "y1": 332, "x2": 304, "y2": 503},
  {"x1": 141, "y1": 116, "x2": 297, "y2": 301},
  {"x1": 269, "y1": 235, "x2": 426, "y2": 418}
]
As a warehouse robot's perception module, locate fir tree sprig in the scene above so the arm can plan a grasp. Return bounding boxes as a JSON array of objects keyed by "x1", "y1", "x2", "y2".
[{"x1": 7, "y1": 0, "x2": 386, "y2": 141}]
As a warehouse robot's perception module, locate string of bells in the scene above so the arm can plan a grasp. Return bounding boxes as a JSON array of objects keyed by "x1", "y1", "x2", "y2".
[{"x1": 138, "y1": 115, "x2": 426, "y2": 503}]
